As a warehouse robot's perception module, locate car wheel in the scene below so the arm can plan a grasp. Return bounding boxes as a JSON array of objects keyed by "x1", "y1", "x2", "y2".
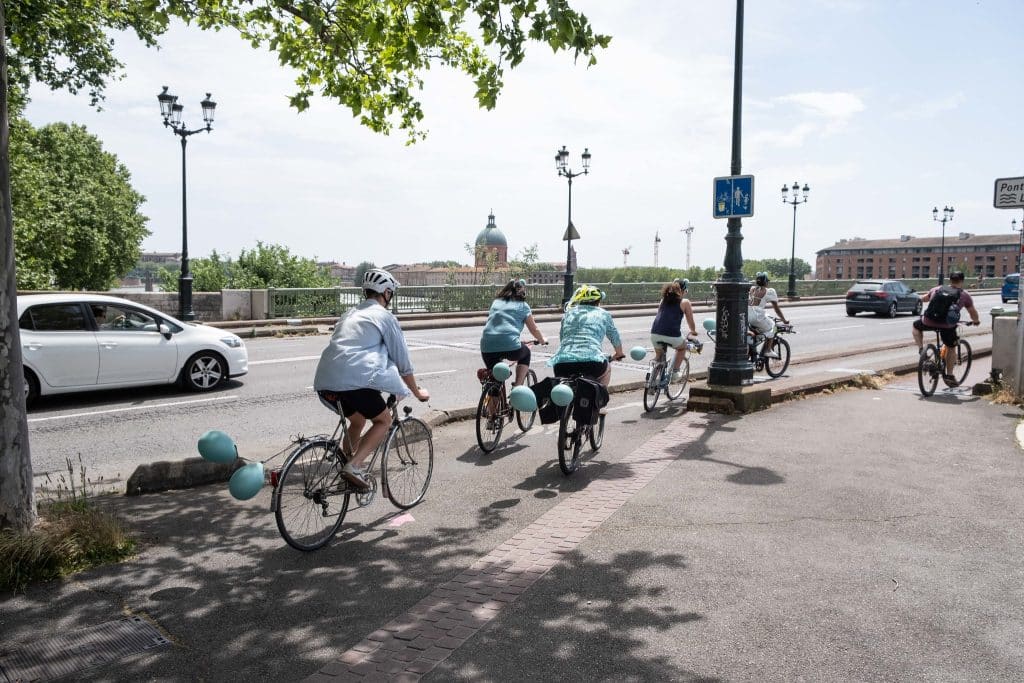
[
  {"x1": 913, "y1": 300, "x2": 922, "y2": 315},
  {"x1": 181, "y1": 351, "x2": 227, "y2": 391},
  {"x1": 846, "y1": 309, "x2": 857, "y2": 317},
  {"x1": 23, "y1": 367, "x2": 39, "y2": 408},
  {"x1": 887, "y1": 302, "x2": 897, "y2": 318}
]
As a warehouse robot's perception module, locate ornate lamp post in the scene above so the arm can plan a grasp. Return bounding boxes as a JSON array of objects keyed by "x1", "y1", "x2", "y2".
[
  {"x1": 1012, "y1": 216, "x2": 1024, "y2": 273},
  {"x1": 157, "y1": 86, "x2": 217, "y2": 321},
  {"x1": 932, "y1": 205, "x2": 954, "y2": 285},
  {"x1": 781, "y1": 181, "x2": 809, "y2": 298},
  {"x1": 555, "y1": 145, "x2": 591, "y2": 304}
]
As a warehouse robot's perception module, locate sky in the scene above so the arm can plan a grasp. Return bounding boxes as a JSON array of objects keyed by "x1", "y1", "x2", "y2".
[{"x1": 23, "y1": 0, "x2": 1024, "y2": 273}]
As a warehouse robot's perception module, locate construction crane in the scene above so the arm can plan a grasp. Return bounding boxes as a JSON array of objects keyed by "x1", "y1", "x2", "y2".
[
  {"x1": 653, "y1": 230, "x2": 662, "y2": 268},
  {"x1": 622, "y1": 245, "x2": 632, "y2": 267},
  {"x1": 681, "y1": 222, "x2": 695, "y2": 269}
]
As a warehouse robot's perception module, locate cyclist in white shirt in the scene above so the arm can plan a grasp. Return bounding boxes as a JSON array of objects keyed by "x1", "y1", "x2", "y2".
[{"x1": 747, "y1": 272, "x2": 789, "y2": 341}]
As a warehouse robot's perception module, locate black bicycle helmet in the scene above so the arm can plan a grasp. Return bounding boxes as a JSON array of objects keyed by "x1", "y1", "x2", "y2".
[
  {"x1": 755, "y1": 272, "x2": 769, "y2": 286},
  {"x1": 673, "y1": 277, "x2": 689, "y2": 291}
]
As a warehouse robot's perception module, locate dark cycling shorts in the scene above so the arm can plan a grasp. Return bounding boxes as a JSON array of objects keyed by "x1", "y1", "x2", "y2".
[
  {"x1": 553, "y1": 360, "x2": 608, "y2": 380},
  {"x1": 913, "y1": 319, "x2": 958, "y2": 347},
  {"x1": 482, "y1": 343, "x2": 531, "y2": 369},
  {"x1": 317, "y1": 388, "x2": 387, "y2": 419}
]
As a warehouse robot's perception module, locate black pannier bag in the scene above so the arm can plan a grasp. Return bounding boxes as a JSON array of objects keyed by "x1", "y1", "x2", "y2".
[
  {"x1": 572, "y1": 377, "x2": 609, "y2": 426},
  {"x1": 531, "y1": 376, "x2": 563, "y2": 424}
]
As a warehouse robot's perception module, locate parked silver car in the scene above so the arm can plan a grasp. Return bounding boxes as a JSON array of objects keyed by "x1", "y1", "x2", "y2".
[{"x1": 17, "y1": 293, "x2": 248, "y2": 406}]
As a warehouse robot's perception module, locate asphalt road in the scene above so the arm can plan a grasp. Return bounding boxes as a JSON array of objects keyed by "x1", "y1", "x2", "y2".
[{"x1": 25, "y1": 294, "x2": 1003, "y2": 490}]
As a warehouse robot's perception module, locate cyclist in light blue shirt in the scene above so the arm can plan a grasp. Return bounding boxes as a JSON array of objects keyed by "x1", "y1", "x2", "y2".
[
  {"x1": 313, "y1": 268, "x2": 429, "y2": 490},
  {"x1": 548, "y1": 284, "x2": 625, "y2": 386},
  {"x1": 480, "y1": 278, "x2": 548, "y2": 386}
]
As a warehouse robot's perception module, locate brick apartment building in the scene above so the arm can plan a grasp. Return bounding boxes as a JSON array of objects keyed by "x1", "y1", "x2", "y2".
[{"x1": 816, "y1": 233, "x2": 1023, "y2": 280}]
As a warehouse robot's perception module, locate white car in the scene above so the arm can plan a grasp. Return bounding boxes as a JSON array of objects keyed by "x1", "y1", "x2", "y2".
[{"x1": 17, "y1": 293, "x2": 248, "y2": 407}]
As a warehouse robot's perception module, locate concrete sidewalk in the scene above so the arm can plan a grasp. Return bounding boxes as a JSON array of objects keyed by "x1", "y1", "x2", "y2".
[{"x1": 2, "y1": 349, "x2": 1022, "y2": 682}]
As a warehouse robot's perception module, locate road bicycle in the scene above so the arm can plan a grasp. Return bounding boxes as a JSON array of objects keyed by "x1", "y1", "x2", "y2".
[
  {"x1": 917, "y1": 322, "x2": 976, "y2": 397},
  {"x1": 643, "y1": 338, "x2": 703, "y2": 412},
  {"x1": 270, "y1": 394, "x2": 433, "y2": 551},
  {"x1": 475, "y1": 342, "x2": 544, "y2": 452},
  {"x1": 554, "y1": 358, "x2": 613, "y2": 476}
]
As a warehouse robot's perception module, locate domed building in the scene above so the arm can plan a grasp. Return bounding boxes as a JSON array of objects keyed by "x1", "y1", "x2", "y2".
[{"x1": 474, "y1": 211, "x2": 508, "y2": 267}]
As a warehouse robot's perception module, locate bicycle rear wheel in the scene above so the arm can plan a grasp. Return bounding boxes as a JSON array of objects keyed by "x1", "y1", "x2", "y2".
[
  {"x1": 665, "y1": 356, "x2": 690, "y2": 400},
  {"x1": 274, "y1": 439, "x2": 349, "y2": 552},
  {"x1": 557, "y1": 406, "x2": 582, "y2": 475},
  {"x1": 383, "y1": 417, "x2": 434, "y2": 509},
  {"x1": 588, "y1": 413, "x2": 606, "y2": 451},
  {"x1": 516, "y1": 369, "x2": 539, "y2": 432},
  {"x1": 917, "y1": 344, "x2": 940, "y2": 396},
  {"x1": 952, "y1": 339, "x2": 973, "y2": 386},
  {"x1": 475, "y1": 384, "x2": 504, "y2": 453},
  {"x1": 643, "y1": 363, "x2": 663, "y2": 412},
  {"x1": 764, "y1": 337, "x2": 791, "y2": 378}
]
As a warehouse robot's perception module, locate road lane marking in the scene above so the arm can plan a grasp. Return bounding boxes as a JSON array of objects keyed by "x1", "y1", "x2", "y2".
[
  {"x1": 818, "y1": 324, "x2": 863, "y2": 332},
  {"x1": 605, "y1": 401, "x2": 642, "y2": 412},
  {"x1": 249, "y1": 355, "x2": 321, "y2": 365},
  {"x1": 416, "y1": 370, "x2": 458, "y2": 377},
  {"x1": 28, "y1": 395, "x2": 238, "y2": 423}
]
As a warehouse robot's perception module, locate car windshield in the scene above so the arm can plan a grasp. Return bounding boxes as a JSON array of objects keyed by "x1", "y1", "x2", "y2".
[
  {"x1": 1006, "y1": 274, "x2": 1019, "y2": 284},
  {"x1": 849, "y1": 283, "x2": 883, "y2": 292}
]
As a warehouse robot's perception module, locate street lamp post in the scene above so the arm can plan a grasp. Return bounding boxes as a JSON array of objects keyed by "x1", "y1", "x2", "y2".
[
  {"x1": 157, "y1": 86, "x2": 217, "y2": 321},
  {"x1": 1012, "y1": 216, "x2": 1024, "y2": 273},
  {"x1": 932, "y1": 205, "x2": 954, "y2": 286},
  {"x1": 555, "y1": 145, "x2": 591, "y2": 305},
  {"x1": 781, "y1": 181, "x2": 809, "y2": 298}
]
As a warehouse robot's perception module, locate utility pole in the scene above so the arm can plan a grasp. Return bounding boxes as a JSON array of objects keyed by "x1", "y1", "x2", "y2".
[{"x1": 681, "y1": 222, "x2": 695, "y2": 269}]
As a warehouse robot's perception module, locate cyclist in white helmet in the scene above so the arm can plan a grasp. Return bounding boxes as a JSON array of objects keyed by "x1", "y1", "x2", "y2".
[{"x1": 313, "y1": 268, "x2": 429, "y2": 490}]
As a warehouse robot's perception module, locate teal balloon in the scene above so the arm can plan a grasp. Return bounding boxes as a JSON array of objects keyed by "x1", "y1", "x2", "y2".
[
  {"x1": 228, "y1": 462, "x2": 265, "y2": 501},
  {"x1": 550, "y1": 383, "x2": 574, "y2": 407},
  {"x1": 491, "y1": 362, "x2": 512, "y2": 382},
  {"x1": 629, "y1": 346, "x2": 647, "y2": 361},
  {"x1": 702, "y1": 317, "x2": 716, "y2": 331},
  {"x1": 197, "y1": 430, "x2": 237, "y2": 464},
  {"x1": 509, "y1": 385, "x2": 538, "y2": 413}
]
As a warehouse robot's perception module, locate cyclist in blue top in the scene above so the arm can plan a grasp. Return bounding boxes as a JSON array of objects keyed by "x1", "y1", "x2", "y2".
[
  {"x1": 548, "y1": 284, "x2": 625, "y2": 386},
  {"x1": 650, "y1": 278, "x2": 701, "y2": 382},
  {"x1": 480, "y1": 279, "x2": 548, "y2": 386}
]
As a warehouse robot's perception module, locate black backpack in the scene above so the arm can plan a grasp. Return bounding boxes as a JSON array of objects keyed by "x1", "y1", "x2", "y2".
[{"x1": 924, "y1": 286, "x2": 962, "y2": 324}]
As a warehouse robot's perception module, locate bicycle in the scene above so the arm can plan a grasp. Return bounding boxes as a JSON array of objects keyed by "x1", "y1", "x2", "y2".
[
  {"x1": 270, "y1": 394, "x2": 434, "y2": 551},
  {"x1": 643, "y1": 337, "x2": 703, "y2": 412},
  {"x1": 748, "y1": 317, "x2": 794, "y2": 378},
  {"x1": 917, "y1": 322, "x2": 976, "y2": 396},
  {"x1": 554, "y1": 357, "x2": 613, "y2": 475},
  {"x1": 475, "y1": 342, "x2": 544, "y2": 453}
]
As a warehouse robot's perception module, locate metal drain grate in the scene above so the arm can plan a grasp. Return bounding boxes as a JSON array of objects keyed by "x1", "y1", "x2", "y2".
[{"x1": 0, "y1": 616, "x2": 169, "y2": 682}]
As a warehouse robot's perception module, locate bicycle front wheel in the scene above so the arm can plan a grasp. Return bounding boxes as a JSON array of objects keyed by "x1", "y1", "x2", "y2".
[
  {"x1": 643, "y1": 364, "x2": 662, "y2": 412},
  {"x1": 475, "y1": 384, "x2": 504, "y2": 453},
  {"x1": 589, "y1": 413, "x2": 606, "y2": 451},
  {"x1": 665, "y1": 356, "x2": 690, "y2": 400},
  {"x1": 953, "y1": 339, "x2": 973, "y2": 386},
  {"x1": 274, "y1": 439, "x2": 349, "y2": 552},
  {"x1": 557, "y1": 406, "x2": 582, "y2": 475},
  {"x1": 918, "y1": 344, "x2": 940, "y2": 396},
  {"x1": 764, "y1": 337, "x2": 791, "y2": 378},
  {"x1": 516, "y1": 369, "x2": 539, "y2": 432},
  {"x1": 383, "y1": 417, "x2": 434, "y2": 509}
]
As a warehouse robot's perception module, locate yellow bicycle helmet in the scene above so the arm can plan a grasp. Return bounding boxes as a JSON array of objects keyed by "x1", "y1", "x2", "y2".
[{"x1": 570, "y1": 284, "x2": 603, "y2": 306}]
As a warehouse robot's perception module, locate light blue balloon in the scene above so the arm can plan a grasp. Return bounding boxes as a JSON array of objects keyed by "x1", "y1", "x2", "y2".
[
  {"x1": 491, "y1": 362, "x2": 512, "y2": 382},
  {"x1": 702, "y1": 317, "x2": 716, "y2": 331},
  {"x1": 550, "y1": 383, "x2": 574, "y2": 407},
  {"x1": 197, "y1": 430, "x2": 237, "y2": 464},
  {"x1": 629, "y1": 346, "x2": 647, "y2": 361},
  {"x1": 509, "y1": 385, "x2": 538, "y2": 413},
  {"x1": 228, "y1": 461, "x2": 265, "y2": 501}
]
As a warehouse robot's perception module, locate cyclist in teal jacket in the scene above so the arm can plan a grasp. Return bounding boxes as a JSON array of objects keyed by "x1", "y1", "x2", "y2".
[{"x1": 548, "y1": 284, "x2": 625, "y2": 386}]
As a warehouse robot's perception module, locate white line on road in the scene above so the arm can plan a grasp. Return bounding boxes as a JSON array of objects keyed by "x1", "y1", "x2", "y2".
[
  {"x1": 249, "y1": 355, "x2": 321, "y2": 365},
  {"x1": 417, "y1": 370, "x2": 458, "y2": 377},
  {"x1": 606, "y1": 401, "x2": 642, "y2": 412},
  {"x1": 818, "y1": 325, "x2": 864, "y2": 332},
  {"x1": 28, "y1": 395, "x2": 238, "y2": 423}
]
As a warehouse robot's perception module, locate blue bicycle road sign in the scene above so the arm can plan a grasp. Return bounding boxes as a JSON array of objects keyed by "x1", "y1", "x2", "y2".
[{"x1": 713, "y1": 175, "x2": 754, "y2": 219}]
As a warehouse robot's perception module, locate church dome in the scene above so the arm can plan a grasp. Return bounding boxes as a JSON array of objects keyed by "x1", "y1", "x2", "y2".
[{"x1": 475, "y1": 211, "x2": 507, "y2": 247}]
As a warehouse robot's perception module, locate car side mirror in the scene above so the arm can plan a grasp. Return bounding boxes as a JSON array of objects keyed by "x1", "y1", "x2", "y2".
[{"x1": 159, "y1": 323, "x2": 172, "y2": 340}]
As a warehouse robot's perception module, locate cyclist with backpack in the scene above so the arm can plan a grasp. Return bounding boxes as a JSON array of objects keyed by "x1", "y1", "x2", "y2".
[{"x1": 912, "y1": 270, "x2": 981, "y2": 383}]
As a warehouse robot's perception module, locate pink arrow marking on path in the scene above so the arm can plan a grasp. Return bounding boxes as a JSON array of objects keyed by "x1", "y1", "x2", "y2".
[{"x1": 388, "y1": 512, "x2": 415, "y2": 528}]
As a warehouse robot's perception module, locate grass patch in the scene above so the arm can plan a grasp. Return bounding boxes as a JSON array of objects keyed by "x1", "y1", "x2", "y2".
[{"x1": 0, "y1": 457, "x2": 135, "y2": 594}]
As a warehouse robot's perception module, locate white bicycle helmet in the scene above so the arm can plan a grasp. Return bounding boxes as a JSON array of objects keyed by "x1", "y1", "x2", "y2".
[{"x1": 362, "y1": 268, "x2": 400, "y2": 294}]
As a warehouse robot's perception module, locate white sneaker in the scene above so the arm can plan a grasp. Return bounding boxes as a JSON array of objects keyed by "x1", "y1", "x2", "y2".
[
  {"x1": 670, "y1": 370, "x2": 684, "y2": 383},
  {"x1": 341, "y1": 463, "x2": 370, "y2": 490}
]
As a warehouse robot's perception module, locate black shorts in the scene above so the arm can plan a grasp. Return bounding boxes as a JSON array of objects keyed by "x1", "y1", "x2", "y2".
[
  {"x1": 553, "y1": 360, "x2": 608, "y2": 380},
  {"x1": 317, "y1": 389, "x2": 387, "y2": 419},
  {"x1": 482, "y1": 343, "x2": 531, "y2": 369},
  {"x1": 913, "y1": 319, "x2": 958, "y2": 347}
]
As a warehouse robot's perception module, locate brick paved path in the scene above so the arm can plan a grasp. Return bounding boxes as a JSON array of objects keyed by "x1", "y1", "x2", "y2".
[{"x1": 305, "y1": 413, "x2": 706, "y2": 682}]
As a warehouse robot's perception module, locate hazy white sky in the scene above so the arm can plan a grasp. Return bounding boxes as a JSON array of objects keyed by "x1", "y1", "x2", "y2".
[{"x1": 23, "y1": 0, "x2": 1024, "y2": 272}]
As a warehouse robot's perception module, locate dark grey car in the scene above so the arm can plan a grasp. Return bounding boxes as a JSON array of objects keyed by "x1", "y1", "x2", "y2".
[{"x1": 845, "y1": 280, "x2": 922, "y2": 317}]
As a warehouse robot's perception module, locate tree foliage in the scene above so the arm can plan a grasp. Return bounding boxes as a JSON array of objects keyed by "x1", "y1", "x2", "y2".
[
  {"x1": 742, "y1": 257, "x2": 812, "y2": 281},
  {"x1": 11, "y1": 117, "x2": 148, "y2": 290},
  {"x1": 353, "y1": 261, "x2": 377, "y2": 286},
  {"x1": 160, "y1": 243, "x2": 335, "y2": 291},
  {"x1": 577, "y1": 265, "x2": 720, "y2": 283}
]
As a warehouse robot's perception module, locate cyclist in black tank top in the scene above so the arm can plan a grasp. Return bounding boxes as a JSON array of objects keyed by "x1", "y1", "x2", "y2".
[{"x1": 649, "y1": 279, "x2": 699, "y2": 382}]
